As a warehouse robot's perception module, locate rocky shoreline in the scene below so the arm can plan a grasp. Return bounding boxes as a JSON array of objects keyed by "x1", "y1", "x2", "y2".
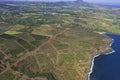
[{"x1": 87, "y1": 34, "x2": 114, "y2": 80}]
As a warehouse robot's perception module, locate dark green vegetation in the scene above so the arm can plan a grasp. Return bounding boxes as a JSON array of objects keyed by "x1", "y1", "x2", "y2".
[{"x1": 0, "y1": 0, "x2": 119, "y2": 80}]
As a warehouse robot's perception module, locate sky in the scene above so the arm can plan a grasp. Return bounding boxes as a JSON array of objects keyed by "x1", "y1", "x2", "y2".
[
  {"x1": 6, "y1": 0, "x2": 120, "y2": 4},
  {"x1": 84, "y1": 0, "x2": 120, "y2": 4}
]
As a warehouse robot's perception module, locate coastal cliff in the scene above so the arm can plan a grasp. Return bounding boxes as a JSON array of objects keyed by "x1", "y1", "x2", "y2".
[{"x1": 87, "y1": 34, "x2": 113, "y2": 80}]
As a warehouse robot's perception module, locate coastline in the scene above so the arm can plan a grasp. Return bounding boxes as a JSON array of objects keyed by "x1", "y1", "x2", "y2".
[
  {"x1": 87, "y1": 33, "x2": 115, "y2": 80},
  {"x1": 87, "y1": 54, "x2": 100, "y2": 80}
]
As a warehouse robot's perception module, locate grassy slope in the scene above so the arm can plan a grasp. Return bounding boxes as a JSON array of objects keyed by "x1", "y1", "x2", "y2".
[{"x1": 0, "y1": 26, "x2": 111, "y2": 80}]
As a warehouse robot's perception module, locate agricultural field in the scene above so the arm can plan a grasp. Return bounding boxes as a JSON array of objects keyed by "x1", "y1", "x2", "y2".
[{"x1": 0, "y1": 26, "x2": 111, "y2": 80}]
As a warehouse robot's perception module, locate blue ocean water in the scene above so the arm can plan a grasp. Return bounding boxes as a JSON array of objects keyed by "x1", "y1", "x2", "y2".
[{"x1": 90, "y1": 33, "x2": 120, "y2": 80}]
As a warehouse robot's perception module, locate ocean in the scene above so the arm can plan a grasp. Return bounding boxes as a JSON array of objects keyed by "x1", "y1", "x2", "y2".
[{"x1": 90, "y1": 33, "x2": 120, "y2": 80}]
